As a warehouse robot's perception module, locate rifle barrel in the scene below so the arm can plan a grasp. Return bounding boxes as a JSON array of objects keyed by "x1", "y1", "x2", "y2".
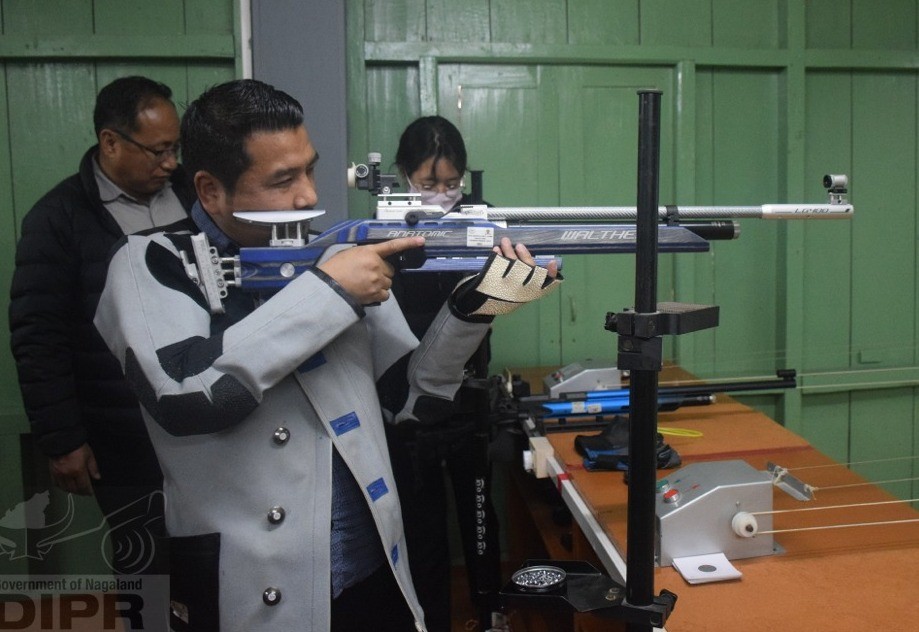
[{"x1": 482, "y1": 204, "x2": 853, "y2": 221}]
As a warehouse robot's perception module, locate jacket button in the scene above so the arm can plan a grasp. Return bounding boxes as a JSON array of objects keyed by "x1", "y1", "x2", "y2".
[
  {"x1": 267, "y1": 506, "x2": 286, "y2": 524},
  {"x1": 263, "y1": 587, "x2": 281, "y2": 606},
  {"x1": 273, "y1": 427, "x2": 290, "y2": 445}
]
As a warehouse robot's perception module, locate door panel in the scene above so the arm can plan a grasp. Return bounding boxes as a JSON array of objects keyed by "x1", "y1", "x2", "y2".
[
  {"x1": 438, "y1": 64, "x2": 563, "y2": 369},
  {"x1": 557, "y1": 66, "x2": 677, "y2": 366},
  {"x1": 436, "y1": 64, "x2": 683, "y2": 370},
  {"x1": 803, "y1": 72, "x2": 854, "y2": 373},
  {"x1": 702, "y1": 69, "x2": 783, "y2": 378},
  {"x1": 850, "y1": 72, "x2": 917, "y2": 368},
  {"x1": 7, "y1": 64, "x2": 97, "y2": 226}
]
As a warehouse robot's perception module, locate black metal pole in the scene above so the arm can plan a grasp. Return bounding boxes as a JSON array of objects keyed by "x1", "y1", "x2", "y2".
[{"x1": 626, "y1": 89, "x2": 663, "y2": 631}]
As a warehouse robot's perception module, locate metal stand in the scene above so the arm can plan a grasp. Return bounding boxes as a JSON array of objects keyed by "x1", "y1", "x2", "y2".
[
  {"x1": 502, "y1": 89, "x2": 719, "y2": 630},
  {"x1": 623, "y1": 89, "x2": 665, "y2": 630},
  {"x1": 606, "y1": 88, "x2": 721, "y2": 631}
]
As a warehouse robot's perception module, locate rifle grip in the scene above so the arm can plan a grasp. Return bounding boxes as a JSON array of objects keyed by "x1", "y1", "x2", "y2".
[{"x1": 387, "y1": 245, "x2": 427, "y2": 270}]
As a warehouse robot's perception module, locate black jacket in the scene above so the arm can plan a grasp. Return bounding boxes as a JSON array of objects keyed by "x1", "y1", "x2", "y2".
[{"x1": 8, "y1": 146, "x2": 196, "y2": 457}]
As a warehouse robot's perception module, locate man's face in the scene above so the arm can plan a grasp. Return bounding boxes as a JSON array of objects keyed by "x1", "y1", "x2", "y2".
[
  {"x1": 99, "y1": 98, "x2": 181, "y2": 200},
  {"x1": 204, "y1": 126, "x2": 319, "y2": 247}
]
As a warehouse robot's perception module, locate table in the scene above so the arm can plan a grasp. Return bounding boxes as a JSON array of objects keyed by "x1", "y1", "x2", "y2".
[{"x1": 504, "y1": 370, "x2": 919, "y2": 631}]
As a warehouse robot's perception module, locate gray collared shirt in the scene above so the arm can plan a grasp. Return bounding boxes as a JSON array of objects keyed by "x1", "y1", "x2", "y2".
[{"x1": 93, "y1": 157, "x2": 187, "y2": 234}]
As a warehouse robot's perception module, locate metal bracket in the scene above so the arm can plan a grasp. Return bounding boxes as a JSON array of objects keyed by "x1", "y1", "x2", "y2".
[
  {"x1": 767, "y1": 461, "x2": 815, "y2": 501},
  {"x1": 187, "y1": 233, "x2": 228, "y2": 315},
  {"x1": 608, "y1": 303, "x2": 719, "y2": 372}
]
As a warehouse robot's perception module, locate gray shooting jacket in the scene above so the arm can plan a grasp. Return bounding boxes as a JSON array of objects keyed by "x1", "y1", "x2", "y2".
[{"x1": 93, "y1": 227, "x2": 490, "y2": 631}]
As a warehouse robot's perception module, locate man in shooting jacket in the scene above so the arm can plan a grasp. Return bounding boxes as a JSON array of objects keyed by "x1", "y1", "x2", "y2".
[{"x1": 93, "y1": 79, "x2": 559, "y2": 631}]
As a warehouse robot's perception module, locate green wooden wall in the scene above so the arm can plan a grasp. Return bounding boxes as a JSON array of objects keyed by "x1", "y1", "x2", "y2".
[
  {"x1": 347, "y1": 0, "x2": 919, "y2": 500},
  {"x1": 0, "y1": 0, "x2": 239, "y2": 574}
]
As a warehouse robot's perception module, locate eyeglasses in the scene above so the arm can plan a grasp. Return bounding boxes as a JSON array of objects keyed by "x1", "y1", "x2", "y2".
[
  {"x1": 410, "y1": 179, "x2": 464, "y2": 192},
  {"x1": 113, "y1": 129, "x2": 180, "y2": 162}
]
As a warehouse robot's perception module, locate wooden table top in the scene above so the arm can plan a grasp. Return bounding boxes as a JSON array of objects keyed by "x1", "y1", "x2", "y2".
[{"x1": 530, "y1": 375, "x2": 919, "y2": 631}]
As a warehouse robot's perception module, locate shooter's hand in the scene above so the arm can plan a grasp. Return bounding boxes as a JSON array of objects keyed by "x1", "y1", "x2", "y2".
[
  {"x1": 318, "y1": 236, "x2": 425, "y2": 305},
  {"x1": 493, "y1": 237, "x2": 559, "y2": 280},
  {"x1": 452, "y1": 237, "x2": 562, "y2": 318}
]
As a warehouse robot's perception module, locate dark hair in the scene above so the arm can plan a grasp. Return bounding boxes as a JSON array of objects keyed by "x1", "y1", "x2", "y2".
[
  {"x1": 93, "y1": 76, "x2": 173, "y2": 136},
  {"x1": 180, "y1": 79, "x2": 304, "y2": 193},
  {"x1": 394, "y1": 116, "x2": 467, "y2": 180}
]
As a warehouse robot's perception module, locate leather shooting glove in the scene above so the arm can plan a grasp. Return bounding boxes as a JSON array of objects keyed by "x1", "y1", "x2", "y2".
[{"x1": 451, "y1": 252, "x2": 562, "y2": 320}]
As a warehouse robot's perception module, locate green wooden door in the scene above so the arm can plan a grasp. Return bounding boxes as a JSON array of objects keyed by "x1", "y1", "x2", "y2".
[
  {"x1": 555, "y1": 66, "x2": 678, "y2": 367},
  {"x1": 435, "y1": 64, "x2": 684, "y2": 370},
  {"x1": 437, "y1": 64, "x2": 563, "y2": 368}
]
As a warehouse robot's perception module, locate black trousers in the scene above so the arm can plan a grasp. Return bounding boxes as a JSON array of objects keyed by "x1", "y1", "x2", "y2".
[
  {"x1": 87, "y1": 430, "x2": 167, "y2": 576},
  {"x1": 331, "y1": 563, "x2": 417, "y2": 631},
  {"x1": 386, "y1": 423, "x2": 502, "y2": 632}
]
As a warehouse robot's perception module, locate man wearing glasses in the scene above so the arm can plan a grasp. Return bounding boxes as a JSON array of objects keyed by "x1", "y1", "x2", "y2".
[{"x1": 9, "y1": 75, "x2": 195, "y2": 576}]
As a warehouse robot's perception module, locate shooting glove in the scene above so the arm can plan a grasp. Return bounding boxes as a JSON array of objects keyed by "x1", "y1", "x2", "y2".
[{"x1": 451, "y1": 252, "x2": 561, "y2": 320}]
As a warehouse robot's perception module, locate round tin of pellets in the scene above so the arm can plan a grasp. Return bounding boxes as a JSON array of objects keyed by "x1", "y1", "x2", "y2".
[{"x1": 511, "y1": 565, "x2": 567, "y2": 592}]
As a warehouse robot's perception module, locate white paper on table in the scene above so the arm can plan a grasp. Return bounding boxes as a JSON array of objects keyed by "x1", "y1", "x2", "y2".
[{"x1": 672, "y1": 552, "x2": 743, "y2": 584}]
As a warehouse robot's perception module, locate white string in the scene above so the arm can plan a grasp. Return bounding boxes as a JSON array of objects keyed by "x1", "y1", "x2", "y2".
[
  {"x1": 666, "y1": 341, "x2": 919, "y2": 378},
  {"x1": 758, "y1": 518, "x2": 919, "y2": 535},
  {"x1": 749, "y1": 497, "x2": 919, "y2": 516},
  {"x1": 672, "y1": 337, "x2": 919, "y2": 363},
  {"x1": 789, "y1": 455, "x2": 919, "y2": 471},
  {"x1": 813, "y1": 477, "x2": 919, "y2": 491},
  {"x1": 772, "y1": 457, "x2": 919, "y2": 494}
]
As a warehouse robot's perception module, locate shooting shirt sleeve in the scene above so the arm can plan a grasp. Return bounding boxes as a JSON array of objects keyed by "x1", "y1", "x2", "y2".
[
  {"x1": 94, "y1": 234, "x2": 361, "y2": 436},
  {"x1": 395, "y1": 303, "x2": 491, "y2": 425}
]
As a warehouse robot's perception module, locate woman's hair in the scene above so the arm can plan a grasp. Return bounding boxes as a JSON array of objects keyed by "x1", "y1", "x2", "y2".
[{"x1": 394, "y1": 115, "x2": 467, "y2": 179}]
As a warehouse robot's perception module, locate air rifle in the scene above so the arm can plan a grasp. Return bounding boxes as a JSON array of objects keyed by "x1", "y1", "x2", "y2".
[
  {"x1": 182, "y1": 175, "x2": 852, "y2": 314},
  {"x1": 515, "y1": 369, "x2": 797, "y2": 433}
]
